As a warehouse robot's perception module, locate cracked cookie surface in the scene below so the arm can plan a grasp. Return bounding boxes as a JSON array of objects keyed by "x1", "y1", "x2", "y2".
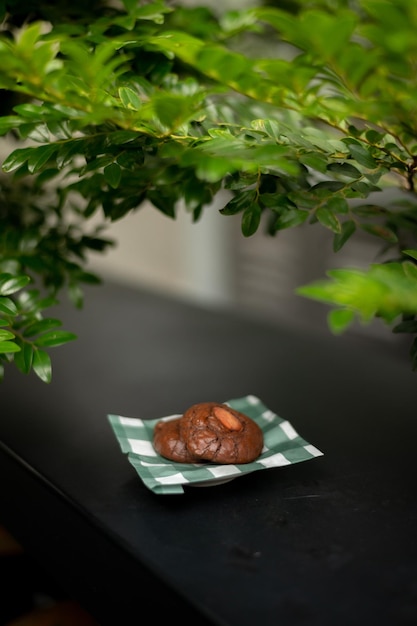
[
  {"x1": 153, "y1": 402, "x2": 263, "y2": 464},
  {"x1": 180, "y1": 402, "x2": 263, "y2": 464},
  {"x1": 153, "y1": 417, "x2": 199, "y2": 463}
]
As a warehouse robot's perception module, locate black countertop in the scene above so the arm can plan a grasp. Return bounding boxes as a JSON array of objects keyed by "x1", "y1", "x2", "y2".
[{"x1": 1, "y1": 281, "x2": 416, "y2": 625}]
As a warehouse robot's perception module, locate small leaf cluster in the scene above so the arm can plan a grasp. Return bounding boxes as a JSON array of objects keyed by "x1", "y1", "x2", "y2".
[
  {"x1": 296, "y1": 249, "x2": 417, "y2": 369},
  {"x1": 0, "y1": 0, "x2": 417, "y2": 376},
  {"x1": 0, "y1": 272, "x2": 77, "y2": 383},
  {"x1": 0, "y1": 173, "x2": 110, "y2": 382}
]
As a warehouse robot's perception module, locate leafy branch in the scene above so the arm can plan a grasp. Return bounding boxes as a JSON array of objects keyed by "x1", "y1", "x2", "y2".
[
  {"x1": 0, "y1": 272, "x2": 77, "y2": 383},
  {"x1": 0, "y1": 0, "x2": 417, "y2": 380}
]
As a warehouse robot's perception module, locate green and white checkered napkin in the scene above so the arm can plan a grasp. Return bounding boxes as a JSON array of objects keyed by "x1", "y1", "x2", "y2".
[{"x1": 108, "y1": 395, "x2": 323, "y2": 495}]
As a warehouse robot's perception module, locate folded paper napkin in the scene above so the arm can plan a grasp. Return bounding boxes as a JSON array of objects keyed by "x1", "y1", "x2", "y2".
[{"x1": 108, "y1": 394, "x2": 323, "y2": 495}]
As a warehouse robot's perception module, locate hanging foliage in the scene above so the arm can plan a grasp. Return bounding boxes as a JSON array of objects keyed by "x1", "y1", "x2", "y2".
[{"x1": 1, "y1": 0, "x2": 417, "y2": 381}]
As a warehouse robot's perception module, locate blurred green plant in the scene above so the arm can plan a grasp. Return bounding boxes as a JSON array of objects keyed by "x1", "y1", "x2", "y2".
[{"x1": 1, "y1": 0, "x2": 417, "y2": 381}]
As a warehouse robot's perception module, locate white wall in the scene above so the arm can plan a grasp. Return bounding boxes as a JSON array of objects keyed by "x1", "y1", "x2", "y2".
[{"x1": 87, "y1": 193, "x2": 237, "y2": 306}]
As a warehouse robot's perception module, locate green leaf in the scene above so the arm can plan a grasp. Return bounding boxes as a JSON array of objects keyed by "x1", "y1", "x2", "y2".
[
  {"x1": 402, "y1": 261, "x2": 417, "y2": 280},
  {"x1": 56, "y1": 139, "x2": 87, "y2": 168},
  {"x1": 316, "y1": 207, "x2": 341, "y2": 233},
  {"x1": 33, "y1": 349, "x2": 52, "y2": 383},
  {"x1": 122, "y1": 0, "x2": 171, "y2": 22},
  {"x1": 0, "y1": 297, "x2": 18, "y2": 316},
  {"x1": 195, "y1": 154, "x2": 234, "y2": 182},
  {"x1": 82, "y1": 155, "x2": 114, "y2": 175},
  {"x1": 328, "y1": 308, "x2": 355, "y2": 334},
  {"x1": 15, "y1": 21, "x2": 44, "y2": 51},
  {"x1": 22, "y1": 318, "x2": 62, "y2": 337},
  {"x1": 360, "y1": 223, "x2": 398, "y2": 243},
  {"x1": 312, "y1": 181, "x2": 345, "y2": 193},
  {"x1": 0, "y1": 329, "x2": 15, "y2": 341},
  {"x1": 34, "y1": 330, "x2": 77, "y2": 348},
  {"x1": 0, "y1": 340, "x2": 20, "y2": 354},
  {"x1": 352, "y1": 204, "x2": 386, "y2": 217},
  {"x1": 349, "y1": 181, "x2": 380, "y2": 196},
  {"x1": 221, "y1": 191, "x2": 256, "y2": 216},
  {"x1": 120, "y1": 0, "x2": 140, "y2": 12},
  {"x1": 14, "y1": 342, "x2": 34, "y2": 374},
  {"x1": 17, "y1": 293, "x2": 58, "y2": 315},
  {"x1": 0, "y1": 115, "x2": 27, "y2": 136},
  {"x1": 365, "y1": 129, "x2": 385, "y2": 144},
  {"x1": 325, "y1": 197, "x2": 349, "y2": 214},
  {"x1": 274, "y1": 208, "x2": 309, "y2": 230},
  {"x1": 333, "y1": 220, "x2": 356, "y2": 252},
  {"x1": 403, "y1": 249, "x2": 417, "y2": 261},
  {"x1": 68, "y1": 283, "x2": 84, "y2": 308},
  {"x1": 251, "y1": 118, "x2": 281, "y2": 141},
  {"x1": 118, "y1": 86, "x2": 142, "y2": 110},
  {"x1": 0, "y1": 273, "x2": 31, "y2": 296},
  {"x1": 297, "y1": 262, "x2": 417, "y2": 326},
  {"x1": 327, "y1": 162, "x2": 362, "y2": 179},
  {"x1": 2, "y1": 147, "x2": 35, "y2": 173},
  {"x1": 153, "y1": 93, "x2": 199, "y2": 129},
  {"x1": 299, "y1": 153, "x2": 328, "y2": 173},
  {"x1": 107, "y1": 130, "x2": 140, "y2": 146},
  {"x1": 104, "y1": 163, "x2": 122, "y2": 189},
  {"x1": 343, "y1": 141, "x2": 378, "y2": 169},
  {"x1": 241, "y1": 203, "x2": 261, "y2": 237}
]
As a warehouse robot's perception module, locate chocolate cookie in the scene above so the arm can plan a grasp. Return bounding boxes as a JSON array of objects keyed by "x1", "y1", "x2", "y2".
[
  {"x1": 153, "y1": 417, "x2": 199, "y2": 463},
  {"x1": 179, "y1": 402, "x2": 263, "y2": 464}
]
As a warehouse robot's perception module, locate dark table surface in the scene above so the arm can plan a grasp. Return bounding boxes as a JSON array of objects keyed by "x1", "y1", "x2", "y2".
[{"x1": 1, "y1": 280, "x2": 417, "y2": 626}]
